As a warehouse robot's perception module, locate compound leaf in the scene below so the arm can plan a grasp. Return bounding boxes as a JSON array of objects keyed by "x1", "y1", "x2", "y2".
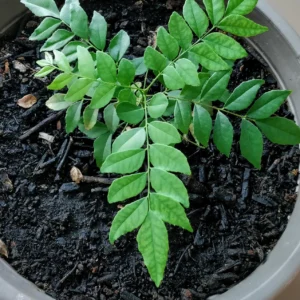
[{"x1": 108, "y1": 174, "x2": 147, "y2": 203}]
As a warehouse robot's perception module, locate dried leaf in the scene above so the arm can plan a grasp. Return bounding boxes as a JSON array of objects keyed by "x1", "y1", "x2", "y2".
[
  {"x1": 70, "y1": 166, "x2": 83, "y2": 184},
  {"x1": 0, "y1": 239, "x2": 8, "y2": 258},
  {"x1": 18, "y1": 94, "x2": 37, "y2": 108},
  {"x1": 39, "y1": 132, "x2": 55, "y2": 143},
  {"x1": 4, "y1": 61, "x2": 10, "y2": 74},
  {"x1": 57, "y1": 120, "x2": 62, "y2": 130}
]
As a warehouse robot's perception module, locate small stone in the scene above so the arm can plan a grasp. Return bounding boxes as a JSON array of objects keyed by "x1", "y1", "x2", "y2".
[
  {"x1": 13, "y1": 60, "x2": 27, "y2": 73},
  {"x1": 59, "y1": 182, "x2": 79, "y2": 193}
]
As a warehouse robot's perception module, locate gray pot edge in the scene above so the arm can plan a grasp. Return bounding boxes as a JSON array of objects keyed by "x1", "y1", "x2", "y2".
[{"x1": 1, "y1": 1, "x2": 300, "y2": 300}]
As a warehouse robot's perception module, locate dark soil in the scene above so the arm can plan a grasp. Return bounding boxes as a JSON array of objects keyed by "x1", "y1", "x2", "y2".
[{"x1": 0, "y1": 1, "x2": 299, "y2": 300}]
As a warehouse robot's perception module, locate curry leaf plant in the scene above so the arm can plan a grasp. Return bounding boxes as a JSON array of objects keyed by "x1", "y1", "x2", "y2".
[{"x1": 22, "y1": 0, "x2": 300, "y2": 287}]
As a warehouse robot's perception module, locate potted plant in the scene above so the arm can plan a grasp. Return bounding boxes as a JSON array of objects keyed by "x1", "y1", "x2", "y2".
[{"x1": 1, "y1": 0, "x2": 300, "y2": 299}]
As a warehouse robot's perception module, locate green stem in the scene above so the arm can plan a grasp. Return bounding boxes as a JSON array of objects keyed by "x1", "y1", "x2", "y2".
[{"x1": 143, "y1": 93, "x2": 151, "y2": 201}]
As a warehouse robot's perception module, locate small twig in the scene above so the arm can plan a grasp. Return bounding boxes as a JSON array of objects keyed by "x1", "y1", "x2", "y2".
[
  {"x1": 19, "y1": 111, "x2": 64, "y2": 141},
  {"x1": 56, "y1": 137, "x2": 73, "y2": 172},
  {"x1": 39, "y1": 157, "x2": 57, "y2": 169},
  {"x1": 56, "y1": 263, "x2": 78, "y2": 289},
  {"x1": 174, "y1": 244, "x2": 191, "y2": 275},
  {"x1": 91, "y1": 187, "x2": 109, "y2": 193},
  {"x1": 82, "y1": 176, "x2": 114, "y2": 184}
]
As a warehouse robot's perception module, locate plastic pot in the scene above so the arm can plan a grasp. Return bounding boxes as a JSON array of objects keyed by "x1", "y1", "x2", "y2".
[{"x1": 0, "y1": 1, "x2": 300, "y2": 299}]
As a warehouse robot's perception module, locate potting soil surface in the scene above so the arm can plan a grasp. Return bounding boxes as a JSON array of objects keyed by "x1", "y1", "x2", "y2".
[{"x1": 0, "y1": 0, "x2": 299, "y2": 299}]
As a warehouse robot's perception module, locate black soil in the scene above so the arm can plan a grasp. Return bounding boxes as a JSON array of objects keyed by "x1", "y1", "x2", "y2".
[{"x1": 0, "y1": 1, "x2": 299, "y2": 299}]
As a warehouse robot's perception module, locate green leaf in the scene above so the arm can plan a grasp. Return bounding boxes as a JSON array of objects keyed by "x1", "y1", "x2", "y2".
[
  {"x1": 240, "y1": 119, "x2": 263, "y2": 169},
  {"x1": 65, "y1": 78, "x2": 94, "y2": 102},
  {"x1": 168, "y1": 12, "x2": 193, "y2": 50},
  {"x1": 117, "y1": 103, "x2": 144, "y2": 124},
  {"x1": 20, "y1": 0, "x2": 59, "y2": 18},
  {"x1": 163, "y1": 99, "x2": 176, "y2": 117},
  {"x1": 162, "y1": 66, "x2": 185, "y2": 90},
  {"x1": 191, "y1": 43, "x2": 230, "y2": 71},
  {"x1": 96, "y1": 51, "x2": 117, "y2": 83},
  {"x1": 255, "y1": 117, "x2": 300, "y2": 145},
  {"x1": 157, "y1": 27, "x2": 179, "y2": 60},
  {"x1": 203, "y1": 33, "x2": 247, "y2": 60},
  {"x1": 94, "y1": 132, "x2": 112, "y2": 167},
  {"x1": 77, "y1": 46, "x2": 96, "y2": 79},
  {"x1": 193, "y1": 104, "x2": 212, "y2": 147},
  {"x1": 90, "y1": 82, "x2": 116, "y2": 109},
  {"x1": 225, "y1": 79, "x2": 264, "y2": 111},
  {"x1": 180, "y1": 73, "x2": 210, "y2": 100},
  {"x1": 148, "y1": 93, "x2": 168, "y2": 118},
  {"x1": 219, "y1": 89, "x2": 231, "y2": 103},
  {"x1": 144, "y1": 47, "x2": 168, "y2": 72},
  {"x1": 247, "y1": 90, "x2": 291, "y2": 119},
  {"x1": 62, "y1": 41, "x2": 88, "y2": 62},
  {"x1": 137, "y1": 211, "x2": 168, "y2": 288},
  {"x1": 60, "y1": 0, "x2": 79, "y2": 25},
  {"x1": 118, "y1": 59, "x2": 136, "y2": 86},
  {"x1": 150, "y1": 193, "x2": 192, "y2": 232},
  {"x1": 53, "y1": 50, "x2": 71, "y2": 73},
  {"x1": 118, "y1": 89, "x2": 136, "y2": 104},
  {"x1": 217, "y1": 15, "x2": 268, "y2": 37},
  {"x1": 79, "y1": 120, "x2": 109, "y2": 139},
  {"x1": 150, "y1": 144, "x2": 191, "y2": 175},
  {"x1": 65, "y1": 101, "x2": 83, "y2": 133},
  {"x1": 29, "y1": 17, "x2": 61, "y2": 41},
  {"x1": 150, "y1": 168, "x2": 189, "y2": 208},
  {"x1": 148, "y1": 121, "x2": 181, "y2": 145},
  {"x1": 200, "y1": 70, "x2": 232, "y2": 102},
  {"x1": 203, "y1": 0, "x2": 225, "y2": 25},
  {"x1": 213, "y1": 111, "x2": 233, "y2": 157},
  {"x1": 101, "y1": 149, "x2": 146, "y2": 174},
  {"x1": 108, "y1": 174, "x2": 147, "y2": 203},
  {"x1": 83, "y1": 105, "x2": 98, "y2": 130},
  {"x1": 175, "y1": 59, "x2": 200, "y2": 86},
  {"x1": 109, "y1": 30, "x2": 130, "y2": 61},
  {"x1": 112, "y1": 128, "x2": 146, "y2": 153},
  {"x1": 104, "y1": 103, "x2": 119, "y2": 133},
  {"x1": 110, "y1": 198, "x2": 148, "y2": 243},
  {"x1": 183, "y1": 0, "x2": 209, "y2": 37},
  {"x1": 132, "y1": 57, "x2": 148, "y2": 76},
  {"x1": 46, "y1": 93, "x2": 72, "y2": 111},
  {"x1": 89, "y1": 11, "x2": 107, "y2": 50},
  {"x1": 48, "y1": 73, "x2": 74, "y2": 90},
  {"x1": 174, "y1": 100, "x2": 192, "y2": 134},
  {"x1": 35, "y1": 66, "x2": 55, "y2": 77},
  {"x1": 41, "y1": 29, "x2": 74, "y2": 51},
  {"x1": 225, "y1": 0, "x2": 258, "y2": 16},
  {"x1": 70, "y1": 4, "x2": 89, "y2": 39}
]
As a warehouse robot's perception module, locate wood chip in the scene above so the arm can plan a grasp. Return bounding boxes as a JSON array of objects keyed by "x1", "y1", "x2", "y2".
[
  {"x1": 39, "y1": 132, "x2": 55, "y2": 143},
  {"x1": 4, "y1": 60, "x2": 10, "y2": 74},
  {"x1": 0, "y1": 239, "x2": 8, "y2": 258},
  {"x1": 17, "y1": 94, "x2": 37, "y2": 108}
]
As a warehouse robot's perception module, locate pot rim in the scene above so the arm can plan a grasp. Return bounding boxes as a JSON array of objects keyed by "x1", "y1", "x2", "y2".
[{"x1": 1, "y1": 1, "x2": 300, "y2": 300}]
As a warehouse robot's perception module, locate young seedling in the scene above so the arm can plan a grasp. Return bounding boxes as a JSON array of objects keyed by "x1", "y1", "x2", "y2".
[{"x1": 21, "y1": 0, "x2": 300, "y2": 287}]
